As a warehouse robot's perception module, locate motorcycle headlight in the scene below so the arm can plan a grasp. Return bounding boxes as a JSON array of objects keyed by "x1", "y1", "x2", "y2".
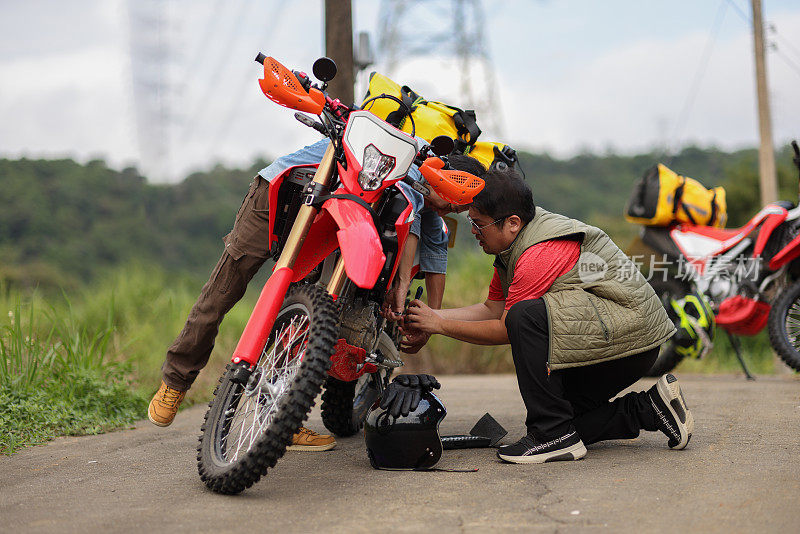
[
  {"x1": 358, "y1": 144, "x2": 396, "y2": 191},
  {"x1": 342, "y1": 110, "x2": 417, "y2": 192}
]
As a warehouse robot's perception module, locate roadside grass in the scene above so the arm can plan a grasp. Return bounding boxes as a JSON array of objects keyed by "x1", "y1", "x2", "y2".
[
  {"x1": 1, "y1": 252, "x2": 791, "y2": 454},
  {"x1": 68, "y1": 263, "x2": 256, "y2": 403},
  {"x1": 675, "y1": 330, "x2": 779, "y2": 375},
  {"x1": 0, "y1": 294, "x2": 146, "y2": 455}
]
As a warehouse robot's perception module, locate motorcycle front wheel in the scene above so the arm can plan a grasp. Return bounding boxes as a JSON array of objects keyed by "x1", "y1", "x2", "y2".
[
  {"x1": 767, "y1": 279, "x2": 800, "y2": 371},
  {"x1": 197, "y1": 284, "x2": 337, "y2": 494}
]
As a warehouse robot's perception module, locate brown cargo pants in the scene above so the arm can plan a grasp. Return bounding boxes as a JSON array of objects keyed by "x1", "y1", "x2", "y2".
[{"x1": 162, "y1": 176, "x2": 271, "y2": 391}]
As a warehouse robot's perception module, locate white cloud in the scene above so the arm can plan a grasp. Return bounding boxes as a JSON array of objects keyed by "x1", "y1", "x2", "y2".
[
  {"x1": 498, "y1": 10, "x2": 800, "y2": 156},
  {"x1": 1, "y1": 0, "x2": 799, "y2": 182},
  {"x1": 0, "y1": 45, "x2": 135, "y2": 162}
]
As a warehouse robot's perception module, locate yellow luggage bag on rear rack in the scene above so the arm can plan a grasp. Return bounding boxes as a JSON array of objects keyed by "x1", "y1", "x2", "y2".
[
  {"x1": 361, "y1": 72, "x2": 520, "y2": 172},
  {"x1": 625, "y1": 163, "x2": 727, "y2": 228}
]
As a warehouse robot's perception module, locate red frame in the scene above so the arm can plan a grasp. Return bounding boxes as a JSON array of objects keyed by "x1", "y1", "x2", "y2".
[
  {"x1": 670, "y1": 205, "x2": 788, "y2": 266},
  {"x1": 235, "y1": 61, "x2": 430, "y2": 369}
]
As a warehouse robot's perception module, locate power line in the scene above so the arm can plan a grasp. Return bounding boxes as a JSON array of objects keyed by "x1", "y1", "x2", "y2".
[
  {"x1": 769, "y1": 23, "x2": 800, "y2": 61},
  {"x1": 768, "y1": 24, "x2": 800, "y2": 80},
  {"x1": 725, "y1": 0, "x2": 750, "y2": 24},
  {"x1": 771, "y1": 44, "x2": 800, "y2": 80},
  {"x1": 180, "y1": 0, "x2": 255, "y2": 142},
  {"x1": 188, "y1": 0, "x2": 227, "y2": 64},
  {"x1": 726, "y1": 0, "x2": 800, "y2": 79},
  {"x1": 664, "y1": 0, "x2": 728, "y2": 162},
  {"x1": 208, "y1": 0, "x2": 289, "y2": 154}
]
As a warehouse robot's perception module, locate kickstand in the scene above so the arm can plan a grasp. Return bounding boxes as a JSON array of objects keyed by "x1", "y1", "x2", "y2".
[{"x1": 726, "y1": 331, "x2": 755, "y2": 381}]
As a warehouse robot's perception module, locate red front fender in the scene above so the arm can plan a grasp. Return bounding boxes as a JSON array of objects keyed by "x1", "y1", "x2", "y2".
[
  {"x1": 290, "y1": 197, "x2": 386, "y2": 290},
  {"x1": 323, "y1": 198, "x2": 386, "y2": 288}
]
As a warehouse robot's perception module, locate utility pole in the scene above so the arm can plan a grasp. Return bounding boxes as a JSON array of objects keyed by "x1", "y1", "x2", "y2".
[
  {"x1": 751, "y1": 0, "x2": 778, "y2": 204},
  {"x1": 324, "y1": 0, "x2": 355, "y2": 106}
]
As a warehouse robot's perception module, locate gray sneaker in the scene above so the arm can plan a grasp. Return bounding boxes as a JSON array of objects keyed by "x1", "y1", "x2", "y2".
[{"x1": 648, "y1": 374, "x2": 694, "y2": 449}]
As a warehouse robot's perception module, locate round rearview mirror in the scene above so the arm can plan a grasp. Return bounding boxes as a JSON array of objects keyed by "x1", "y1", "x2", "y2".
[
  {"x1": 430, "y1": 136, "x2": 455, "y2": 156},
  {"x1": 313, "y1": 57, "x2": 337, "y2": 82}
]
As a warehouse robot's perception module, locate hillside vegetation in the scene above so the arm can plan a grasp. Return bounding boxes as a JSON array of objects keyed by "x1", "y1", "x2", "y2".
[{"x1": 4, "y1": 145, "x2": 798, "y2": 289}]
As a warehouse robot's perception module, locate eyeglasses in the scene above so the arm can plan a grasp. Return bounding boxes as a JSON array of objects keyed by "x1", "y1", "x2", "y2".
[{"x1": 466, "y1": 215, "x2": 505, "y2": 236}]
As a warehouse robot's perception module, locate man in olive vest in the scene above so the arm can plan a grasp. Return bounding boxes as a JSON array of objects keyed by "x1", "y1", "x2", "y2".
[{"x1": 406, "y1": 168, "x2": 693, "y2": 464}]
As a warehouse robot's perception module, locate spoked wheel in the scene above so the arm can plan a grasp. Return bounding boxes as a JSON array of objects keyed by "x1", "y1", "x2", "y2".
[
  {"x1": 197, "y1": 284, "x2": 338, "y2": 494},
  {"x1": 768, "y1": 279, "x2": 800, "y2": 371}
]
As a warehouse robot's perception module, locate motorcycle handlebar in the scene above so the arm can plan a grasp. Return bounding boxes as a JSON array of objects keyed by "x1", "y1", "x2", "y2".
[{"x1": 255, "y1": 52, "x2": 314, "y2": 93}]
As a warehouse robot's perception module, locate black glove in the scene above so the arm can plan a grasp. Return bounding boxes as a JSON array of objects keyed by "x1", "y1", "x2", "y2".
[
  {"x1": 379, "y1": 374, "x2": 441, "y2": 418},
  {"x1": 393, "y1": 373, "x2": 441, "y2": 391}
]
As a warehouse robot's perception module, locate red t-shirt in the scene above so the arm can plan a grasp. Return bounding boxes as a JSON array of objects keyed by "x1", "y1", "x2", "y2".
[{"x1": 488, "y1": 238, "x2": 581, "y2": 310}]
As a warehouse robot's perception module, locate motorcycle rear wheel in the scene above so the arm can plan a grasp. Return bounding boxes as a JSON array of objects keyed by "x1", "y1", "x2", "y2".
[
  {"x1": 197, "y1": 284, "x2": 337, "y2": 494},
  {"x1": 320, "y1": 332, "x2": 396, "y2": 437},
  {"x1": 767, "y1": 279, "x2": 800, "y2": 371}
]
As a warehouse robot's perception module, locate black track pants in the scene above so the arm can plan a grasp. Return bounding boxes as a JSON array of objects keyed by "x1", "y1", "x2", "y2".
[{"x1": 504, "y1": 298, "x2": 661, "y2": 444}]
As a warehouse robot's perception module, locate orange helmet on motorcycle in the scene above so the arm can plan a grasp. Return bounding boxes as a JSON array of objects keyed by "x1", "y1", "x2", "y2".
[{"x1": 420, "y1": 157, "x2": 484, "y2": 205}]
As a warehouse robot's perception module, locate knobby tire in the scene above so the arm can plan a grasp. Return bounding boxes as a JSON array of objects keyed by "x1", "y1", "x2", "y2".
[
  {"x1": 197, "y1": 284, "x2": 338, "y2": 494},
  {"x1": 767, "y1": 279, "x2": 800, "y2": 371}
]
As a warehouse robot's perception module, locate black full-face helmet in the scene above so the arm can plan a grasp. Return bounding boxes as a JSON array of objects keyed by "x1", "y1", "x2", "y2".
[{"x1": 364, "y1": 391, "x2": 447, "y2": 470}]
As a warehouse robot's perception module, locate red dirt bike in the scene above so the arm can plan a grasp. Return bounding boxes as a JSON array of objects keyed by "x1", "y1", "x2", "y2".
[
  {"x1": 638, "y1": 141, "x2": 800, "y2": 377},
  {"x1": 196, "y1": 54, "x2": 484, "y2": 494}
]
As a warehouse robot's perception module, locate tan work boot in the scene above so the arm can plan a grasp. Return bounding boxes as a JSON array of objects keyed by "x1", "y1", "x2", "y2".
[
  {"x1": 286, "y1": 427, "x2": 336, "y2": 451},
  {"x1": 148, "y1": 380, "x2": 186, "y2": 427}
]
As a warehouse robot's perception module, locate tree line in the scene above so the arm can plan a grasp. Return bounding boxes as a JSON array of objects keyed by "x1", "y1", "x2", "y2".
[{"x1": 2, "y1": 144, "x2": 798, "y2": 289}]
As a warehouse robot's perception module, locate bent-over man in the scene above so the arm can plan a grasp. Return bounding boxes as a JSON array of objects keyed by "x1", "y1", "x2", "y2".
[{"x1": 406, "y1": 168, "x2": 693, "y2": 464}]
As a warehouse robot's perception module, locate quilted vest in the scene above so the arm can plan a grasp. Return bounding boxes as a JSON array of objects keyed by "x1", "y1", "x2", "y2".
[{"x1": 495, "y1": 208, "x2": 675, "y2": 370}]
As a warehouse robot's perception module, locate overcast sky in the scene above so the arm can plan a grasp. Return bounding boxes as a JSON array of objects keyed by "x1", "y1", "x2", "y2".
[{"x1": 1, "y1": 0, "x2": 799, "y2": 182}]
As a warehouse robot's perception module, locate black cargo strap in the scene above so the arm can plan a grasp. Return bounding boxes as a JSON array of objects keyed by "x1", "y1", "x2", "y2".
[
  {"x1": 386, "y1": 86, "x2": 420, "y2": 128},
  {"x1": 491, "y1": 145, "x2": 518, "y2": 170},
  {"x1": 673, "y1": 176, "x2": 699, "y2": 225},
  {"x1": 451, "y1": 108, "x2": 481, "y2": 145},
  {"x1": 672, "y1": 176, "x2": 686, "y2": 214},
  {"x1": 384, "y1": 88, "x2": 481, "y2": 149},
  {"x1": 709, "y1": 190, "x2": 718, "y2": 226},
  {"x1": 308, "y1": 192, "x2": 382, "y2": 231},
  {"x1": 680, "y1": 203, "x2": 697, "y2": 225}
]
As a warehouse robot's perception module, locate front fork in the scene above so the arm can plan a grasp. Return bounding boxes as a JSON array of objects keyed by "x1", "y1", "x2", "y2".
[{"x1": 231, "y1": 143, "x2": 347, "y2": 368}]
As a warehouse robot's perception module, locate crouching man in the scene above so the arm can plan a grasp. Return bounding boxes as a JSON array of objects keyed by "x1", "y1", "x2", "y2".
[{"x1": 405, "y1": 168, "x2": 693, "y2": 464}]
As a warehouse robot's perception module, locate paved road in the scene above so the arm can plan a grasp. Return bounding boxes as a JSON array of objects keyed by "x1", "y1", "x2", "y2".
[{"x1": 2, "y1": 374, "x2": 799, "y2": 533}]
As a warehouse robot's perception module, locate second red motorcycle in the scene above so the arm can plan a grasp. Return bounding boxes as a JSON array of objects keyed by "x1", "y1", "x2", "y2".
[{"x1": 633, "y1": 142, "x2": 800, "y2": 377}]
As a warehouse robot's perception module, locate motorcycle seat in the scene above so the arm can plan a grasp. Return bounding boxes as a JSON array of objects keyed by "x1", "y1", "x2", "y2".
[{"x1": 673, "y1": 224, "x2": 742, "y2": 242}]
